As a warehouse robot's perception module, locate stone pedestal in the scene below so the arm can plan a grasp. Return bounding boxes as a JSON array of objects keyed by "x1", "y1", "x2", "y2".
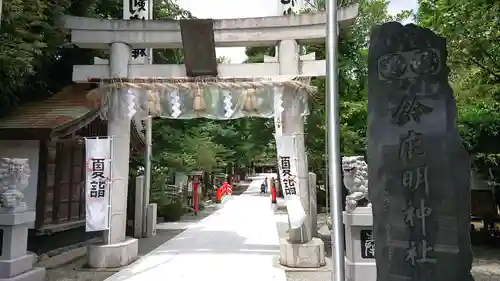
[
  {"x1": 279, "y1": 237, "x2": 325, "y2": 268},
  {"x1": 343, "y1": 207, "x2": 376, "y2": 281},
  {"x1": 0, "y1": 212, "x2": 45, "y2": 281}
]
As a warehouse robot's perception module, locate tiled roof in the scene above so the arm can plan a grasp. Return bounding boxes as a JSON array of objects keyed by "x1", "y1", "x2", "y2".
[{"x1": 0, "y1": 84, "x2": 96, "y2": 130}]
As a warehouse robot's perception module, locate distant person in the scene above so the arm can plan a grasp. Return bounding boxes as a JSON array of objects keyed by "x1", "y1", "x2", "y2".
[
  {"x1": 261, "y1": 178, "x2": 267, "y2": 193},
  {"x1": 191, "y1": 176, "x2": 201, "y2": 216}
]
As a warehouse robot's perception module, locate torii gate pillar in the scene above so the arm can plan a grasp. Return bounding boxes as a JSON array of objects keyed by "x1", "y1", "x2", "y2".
[
  {"x1": 268, "y1": 39, "x2": 315, "y2": 243},
  {"x1": 267, "y1": 39, "x2": 325, "y2": 269},
  {"x1": 87, "y1": 42, "x2": 140, "y2": 268}
]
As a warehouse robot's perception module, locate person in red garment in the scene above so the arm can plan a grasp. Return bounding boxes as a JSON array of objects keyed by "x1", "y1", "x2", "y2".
[
  {"x1": 192, "y1": 176, "x2": 200, "y2": 215},
  {"x1": 223, "y1": 181, "x2": 232, "y2": 195}
]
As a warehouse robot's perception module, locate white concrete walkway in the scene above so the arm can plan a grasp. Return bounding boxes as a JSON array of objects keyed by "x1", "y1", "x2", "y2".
[{"x1": 105, "y1": 179, "x2": 286, "y2": 281}]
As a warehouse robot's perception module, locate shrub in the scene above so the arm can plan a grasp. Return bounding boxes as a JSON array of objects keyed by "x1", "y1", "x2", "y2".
[{"x1": 157, "y1": 195, "x2": 184, "y2": 222}]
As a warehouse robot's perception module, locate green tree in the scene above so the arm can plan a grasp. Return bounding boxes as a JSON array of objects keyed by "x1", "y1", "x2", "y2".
[
  {"x1": 418, "y1": 0, "x2": 499, "y2": 83},
  {"x1": 418, "y1": 0, "x2": 500, "y2": 176},
  {"x1": 0, "y1": 0, "x2": 72, "y2": 114}
]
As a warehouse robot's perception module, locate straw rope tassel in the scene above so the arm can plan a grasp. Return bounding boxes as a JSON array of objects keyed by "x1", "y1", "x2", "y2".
[
  {"x1": 243, "y1": 88, "x2": 258, "y2": 112},
  {"x1": 193, "y1": 85, "x2": 206, "y2": 117},
  {"x1": 147, "y1": 89, "x2": 161, "y2": 116}
]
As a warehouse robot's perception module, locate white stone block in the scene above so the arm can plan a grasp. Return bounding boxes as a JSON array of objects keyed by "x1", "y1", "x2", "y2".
[
  {"x1": 134, "y1": 176, "x2": 144, "y2": 238},
  {"x1": 145, "y1": 203, "x2": 157, "y2": 238},
  {"x1": 343, "y1": 206, "x2": 376, "y2": 281},
  {"x1": 309, "y1": 172, "x2": 317, "y2": 238},
  {"x1": 87, "y1": 238, "x2": 138, "y2": 268},
  {"x1": 279, "y1": 237, "x2": 325, "y2": 268}
]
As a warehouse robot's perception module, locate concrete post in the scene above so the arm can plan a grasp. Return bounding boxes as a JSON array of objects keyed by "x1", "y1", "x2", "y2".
[
  {"x1": 134, "y1": 176, "x2": 144, "y2": 238},
  {"x1": 145, "y1": 203, "x2": 157, "y2": 237},
  {"x1": 309, "y1": 172, "x2": 318, "y2": 237},
  {"x1": 87, "y1": 42, "x2": 139, "y2": 268},
  {"x1": 142, "y1": 116, "x2": 152, "y2": 237}
]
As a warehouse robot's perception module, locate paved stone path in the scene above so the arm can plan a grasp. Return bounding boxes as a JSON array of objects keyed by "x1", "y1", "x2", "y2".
[{"x1": 104, "y1": 179, "x2": 286, "y2": 281}]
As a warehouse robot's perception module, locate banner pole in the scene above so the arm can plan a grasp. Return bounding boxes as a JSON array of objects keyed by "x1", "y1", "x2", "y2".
[{"x1": 106, "y1": 136, "x2": 113, "y2": 244}]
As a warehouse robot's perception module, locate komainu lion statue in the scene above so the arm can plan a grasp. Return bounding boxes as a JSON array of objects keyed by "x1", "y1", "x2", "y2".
[
  {"x1": 342, "y1": 155, "x2": 370, "y2": 212},
  {"x1": 0, "y1": 158, "x2": 30, "y2": 212}
]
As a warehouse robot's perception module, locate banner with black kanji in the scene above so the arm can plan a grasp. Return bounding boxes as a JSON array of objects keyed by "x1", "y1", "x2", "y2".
[
  {"x1": 85, "y1": 137, "x2": 112, "y2": 232},
  {"x1": 276, "y1": 135, "x2": 306, "y2": 229}
]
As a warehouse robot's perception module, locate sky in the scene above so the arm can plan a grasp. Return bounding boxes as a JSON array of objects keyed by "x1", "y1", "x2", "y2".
[{"x1": 176, "y1": 0, "x2": 419, "y2": 63}]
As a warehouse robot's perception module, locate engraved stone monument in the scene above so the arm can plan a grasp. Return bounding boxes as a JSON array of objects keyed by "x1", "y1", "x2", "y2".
[
  {"x1": 368, "y1": 23, "x2": 473, "y2": 281},
  {"x1": 342, "y1": 156, "x2": 376, "y2": 281},
  {"x1": 0, "y1": 158, "x2": 45, "y2": 281}
]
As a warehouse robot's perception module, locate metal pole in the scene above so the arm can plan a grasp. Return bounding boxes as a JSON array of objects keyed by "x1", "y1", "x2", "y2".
[
  {"x1": 107, "y1": 136, "x2": 113, "y2": 244},
  {"x1": 141, "y1": 0, "x2": 153, "y2": 237},
  {"x1": 326, "y1": 0, "x2": 345, "y2": 280},
  {"x1": 142, "y1": 115, "x2": 152, "y2": 237}
]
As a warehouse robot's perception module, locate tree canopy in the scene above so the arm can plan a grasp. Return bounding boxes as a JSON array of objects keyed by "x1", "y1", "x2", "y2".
[{"x1": 418, "y1": 0, "x2": 500, "y2": 174}]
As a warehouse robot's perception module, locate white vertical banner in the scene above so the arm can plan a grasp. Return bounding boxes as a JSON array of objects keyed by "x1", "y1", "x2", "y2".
[
  {"x1": 123, "y1": 0, "x2": 151, "y2": 64},
  {"x1": 85, "y1": 137, "x2": 112, "y2": 232},
  {"x1": 125, "y1": 0, "x2": 152, "y2": 131},
  {"x1": 276, "y1": 135, "x2": 306, "y2": 229}
]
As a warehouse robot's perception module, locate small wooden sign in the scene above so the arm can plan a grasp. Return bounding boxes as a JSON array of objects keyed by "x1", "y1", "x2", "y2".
[{"x1": 180, "y1": 19, "x2": 218, "y2": 77}]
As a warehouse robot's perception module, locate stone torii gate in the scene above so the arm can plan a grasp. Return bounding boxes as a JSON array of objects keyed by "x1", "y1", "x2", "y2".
[{"x1": 62, "y1": 6, "x2": 358, "y2": 269}]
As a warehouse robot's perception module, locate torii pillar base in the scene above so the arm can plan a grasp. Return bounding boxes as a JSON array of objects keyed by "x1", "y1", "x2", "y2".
[
  {"x1": 278, "y1": 237, "x2": 328, "y2": 281},
  {"x1": 87, "y1": 238, "x2": 138, "y2": 268},
  {"x1": 279, "y1": 237, "x2": 326, "y2": 268}
]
